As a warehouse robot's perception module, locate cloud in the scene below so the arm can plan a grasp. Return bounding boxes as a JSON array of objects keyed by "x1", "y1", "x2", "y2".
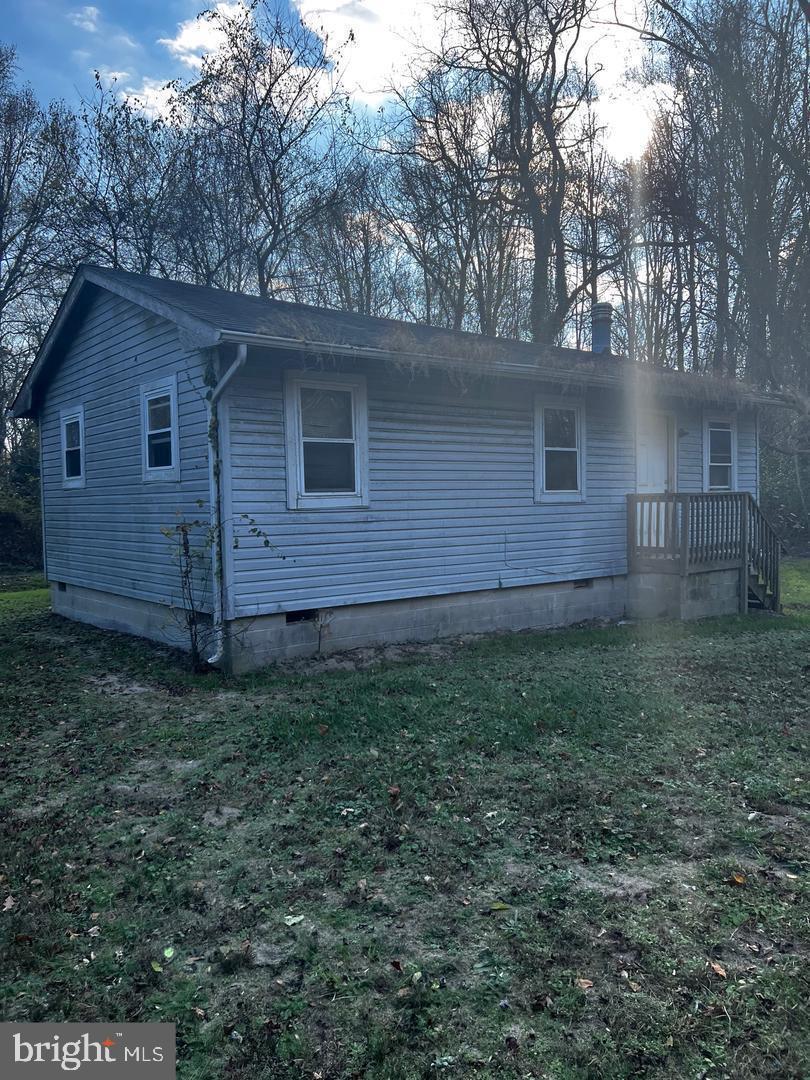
[
  {"x1": 123, "y1": 77, "x2": 180, "y2": 120},
  {"x1": 158, "y1": 2, "x2": 243, "y2": 70},
  {"x1": 293, "y1": 0, "x2": 442, "y2": 103},
  {"x1": 97, "y1": 67, "x2": 131, "y2": 84},
  {"x1": 69, "y1": 5, "x2": 101, "y2": 33}
]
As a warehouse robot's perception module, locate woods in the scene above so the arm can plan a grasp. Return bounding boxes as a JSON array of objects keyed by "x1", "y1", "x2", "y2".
[{"x1": 1, "y1": 0, "x2": 809, "y2": 556}]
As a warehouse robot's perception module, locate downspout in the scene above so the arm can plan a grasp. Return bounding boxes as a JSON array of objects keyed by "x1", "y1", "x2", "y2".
[{"x1": 206, "y1": 342, "x2": 248, "y2": 666}]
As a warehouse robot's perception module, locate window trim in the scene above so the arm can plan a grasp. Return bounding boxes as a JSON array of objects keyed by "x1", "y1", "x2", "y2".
[
  {"x1": 703, "y1": 414, "x2": 737, "y2": 492},
  {"x1": 141, "y1": 375, "x2": 180, "y2": 482},
  {"x1": 60, "y1": 406, "x2": 85, "y2": 489},
  {"x1": 284, "y1": 371, "x2": 369, "y2": 510},
  {"x1": 534, "y1": 396, "x2": 586, "y2": 503}
]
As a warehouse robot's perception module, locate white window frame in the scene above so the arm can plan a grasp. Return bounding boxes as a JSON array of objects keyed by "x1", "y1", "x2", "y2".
[
  {"x1": 284, "y1": 371, "x2": 369, "y2": 510},
  {"x1": 534, "y1": 396, "x2": 586, "y2": 503},
  {"x1": 141, "y1": 375, "x2": 180, "y2": 482},
  {"x1": 60, "y1": 406, "x2": 85, "y2": 489},
  {"x1": 703, "y1": 414, "x2": 737, "y2": 492}
]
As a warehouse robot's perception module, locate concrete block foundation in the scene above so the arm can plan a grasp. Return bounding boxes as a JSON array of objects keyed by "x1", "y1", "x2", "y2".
[
  {"x1": 51, "y1": 582, "x2": 195, "y2": 652},
  {"x1": 50, "y1": 567, "x2": 742, "y2": 674},
  {"x1": 627, "y1": 568, "x2": 740, "y2": 622},
  {"x1": 224, "y1": 576, "x2": 627, "y2": 673}
]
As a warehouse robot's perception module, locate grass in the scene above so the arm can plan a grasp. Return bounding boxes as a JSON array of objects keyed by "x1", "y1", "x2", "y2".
[{"x1": 1, "y1": 573, "x2": 809, "y2": 1078}]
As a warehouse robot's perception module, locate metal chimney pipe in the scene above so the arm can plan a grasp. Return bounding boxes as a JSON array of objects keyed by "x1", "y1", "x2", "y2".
[{"x1": 591, "y1": 302, "x2": 613, "y2": 354}]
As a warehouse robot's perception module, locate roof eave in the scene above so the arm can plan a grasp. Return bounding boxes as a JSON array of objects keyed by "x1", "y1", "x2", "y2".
[{"x1": 216, "y1": 329, "x2": 778, "y2": 406}]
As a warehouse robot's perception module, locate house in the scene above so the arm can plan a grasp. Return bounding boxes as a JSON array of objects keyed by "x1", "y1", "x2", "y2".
[{"x1": 11, "y1": 265, "x2": 782, "y2": 672}]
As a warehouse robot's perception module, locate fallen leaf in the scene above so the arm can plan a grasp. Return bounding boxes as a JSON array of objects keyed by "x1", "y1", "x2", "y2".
[
  {"x1": 150, "y1": 960, "x2": 163, "y2": 972},
  {"x1": 388, "y1": 785, "x2": 401, "y2": 800},
  {"x1": 490, "y1": 901, "x2": 511, "y2": 911},
  {"x1": 163, "y1": 946, "x2": 175, "y2": 960},
  {"x1": 575, "y1": 978, "x2": 594, "y2": 990},
  {"x1": 317, "y1": 724, "x2": 329, "y2": 736},
  {"x1": 727, "y1": 871, "x2": 747, "y2": 886},
  {"x1": 629, "y1": 981, "x2": 642, "y2": 993},
  {"x1": 391, "y1": 960, "x2": 403, "y2": 972},
  {"x1": 284, "y1": 915, "x2": 305, "y2": 926},
  {"x1": 710, "y1": 961, "x2": 727, "y2": 978}
]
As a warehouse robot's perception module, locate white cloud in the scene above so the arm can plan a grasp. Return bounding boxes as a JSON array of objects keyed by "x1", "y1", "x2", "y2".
[
  {"x1": 69, "y1": 5, "x2": 101, "y2": 33},
  {"x1": 123, "y1": 77, "x2": 181, "y2": 120},
  {"x1": 293, "y1": 0, "x2": 443, "y2": 104},
  {"x1": 158, "y1": 2, "x2": 244, "y2": 70},
  {"x1": 97, "y1": 67, "x2": 131, "y2": 84}
]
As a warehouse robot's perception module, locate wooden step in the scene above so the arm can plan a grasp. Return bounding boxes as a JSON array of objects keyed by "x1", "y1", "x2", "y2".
[{"x1": 748, "y1": 574, "x2": 768, "y2": 609}]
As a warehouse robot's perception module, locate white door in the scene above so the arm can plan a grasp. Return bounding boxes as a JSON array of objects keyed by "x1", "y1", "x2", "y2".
[
  {"x1": 637, "y1": 412, "x2": 673, "y2": 493},
  {"x1": 636, "y1": 413, "x2": 674, "y2": 550}
]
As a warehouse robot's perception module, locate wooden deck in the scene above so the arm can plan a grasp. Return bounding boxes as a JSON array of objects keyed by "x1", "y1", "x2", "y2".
[{"x1": 627, "y1": 492, "x2": 782, "y2": 612}]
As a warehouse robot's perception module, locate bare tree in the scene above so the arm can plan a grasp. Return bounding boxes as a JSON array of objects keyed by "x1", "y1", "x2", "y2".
[
  {"x1": 183, "y1": 1, "x2": 348, "y2": 298},
  {"x1": 0, "y1": 45, "x2": 76, "y2": 478}
]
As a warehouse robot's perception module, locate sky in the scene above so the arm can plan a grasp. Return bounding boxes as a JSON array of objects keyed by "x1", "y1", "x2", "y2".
[{"x1": 2, "y1": 0, "x2": 661, "y2": 160}]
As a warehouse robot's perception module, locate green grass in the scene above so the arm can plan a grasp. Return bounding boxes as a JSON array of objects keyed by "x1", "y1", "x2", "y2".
[
  {"x1": 782, "y1": 557, "x2": 810, "y2": 610},
  {"x1": 1, "y1": 570, "x2": 809, "y2": 1078}
]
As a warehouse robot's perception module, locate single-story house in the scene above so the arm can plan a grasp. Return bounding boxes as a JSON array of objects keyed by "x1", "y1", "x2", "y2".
[{"x1": 11, "y1": 265, "x2": 782, "y2": 672}]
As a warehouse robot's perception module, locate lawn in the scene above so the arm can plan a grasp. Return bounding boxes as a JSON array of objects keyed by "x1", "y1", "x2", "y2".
[{"x1": 1, "y1": 571, "x2": 809, "y2": 1079}]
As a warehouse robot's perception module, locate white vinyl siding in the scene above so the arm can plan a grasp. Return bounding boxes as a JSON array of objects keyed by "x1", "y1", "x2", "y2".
[
  {"x1": 40, "y1": 290, "x2": 210, "y2": 608},
  {"x1": 226, "y1": 364, "x2": 627, "y2": 618}
]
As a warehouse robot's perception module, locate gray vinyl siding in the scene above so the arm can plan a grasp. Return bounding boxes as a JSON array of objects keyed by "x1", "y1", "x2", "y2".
[
  {"x1": 676, "y1": 408, "x2": 704, "y2": 491},
  {"x1": 224, "y1": 358, "x2": 629, "y2": 617},
  {"x1": 39, "y1": 290, "x2": 211, "y2": 609},
  {"x1": 737, "y1": 412, "x2": 758, "y2": 498}
]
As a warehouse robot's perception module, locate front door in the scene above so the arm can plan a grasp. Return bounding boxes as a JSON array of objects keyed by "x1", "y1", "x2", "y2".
[
  {"x1": 636, "y1": 413, "x2": 675, "y2": 550},
  {"x1": 637, "y1": 412, "x2": 674, "y2": 494}
]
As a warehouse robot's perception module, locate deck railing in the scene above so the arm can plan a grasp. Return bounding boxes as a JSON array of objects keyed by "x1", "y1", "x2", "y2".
[{"x1": 627, "y1": 492, "x2": 781, "y2": 609}]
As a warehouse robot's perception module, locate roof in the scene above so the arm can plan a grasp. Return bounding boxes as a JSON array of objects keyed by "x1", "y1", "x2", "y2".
[{"x1": 10, "y1": 264, "x2": 781, "y2": 417}]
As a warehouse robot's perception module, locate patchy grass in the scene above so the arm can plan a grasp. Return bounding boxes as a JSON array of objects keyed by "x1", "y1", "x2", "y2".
[
  {"x1": 1, "y1": 571, "x2": 809, "y2": 1079},
  {"x1": 782, "y1": 557, "x2": 810, "y2": 611}
]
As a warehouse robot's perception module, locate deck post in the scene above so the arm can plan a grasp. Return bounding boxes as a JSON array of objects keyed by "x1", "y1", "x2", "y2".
[
  {"x1": 739, "y1": 493, "x2": 750, "y2": 614},
  {"x1": 627, "y1": 495, "x2": 637, "y2": 572},
  {"x1": 679, "y1": 494, "x2": 690, "y2": 576}
]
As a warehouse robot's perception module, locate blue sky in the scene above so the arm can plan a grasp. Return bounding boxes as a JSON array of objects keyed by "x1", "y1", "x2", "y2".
[{"x1": 5, "y1": 0, "x2": 302, "y2": 106}]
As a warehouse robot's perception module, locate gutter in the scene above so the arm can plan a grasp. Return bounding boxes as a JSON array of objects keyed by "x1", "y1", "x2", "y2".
[{"x1": 206, "y1": 342, "x2": 247, "y2": 667}]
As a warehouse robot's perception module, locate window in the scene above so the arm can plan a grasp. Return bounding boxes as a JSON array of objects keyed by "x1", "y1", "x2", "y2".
[
  {"x1": 141, "y1": 378, "x2": 179, "y2": 480},
  {"x1": 705, "y1": 418, "x2": 736, "y2": 491},
  {"x1": 284, "y1": 373, "x2": 368, "y2": 509},
  {"x1": 535, "y1": 399, "x2": 584, "y2": 501},
  {"x1": 60, "y1": 407, "x2": 85, "y2": 488}
]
